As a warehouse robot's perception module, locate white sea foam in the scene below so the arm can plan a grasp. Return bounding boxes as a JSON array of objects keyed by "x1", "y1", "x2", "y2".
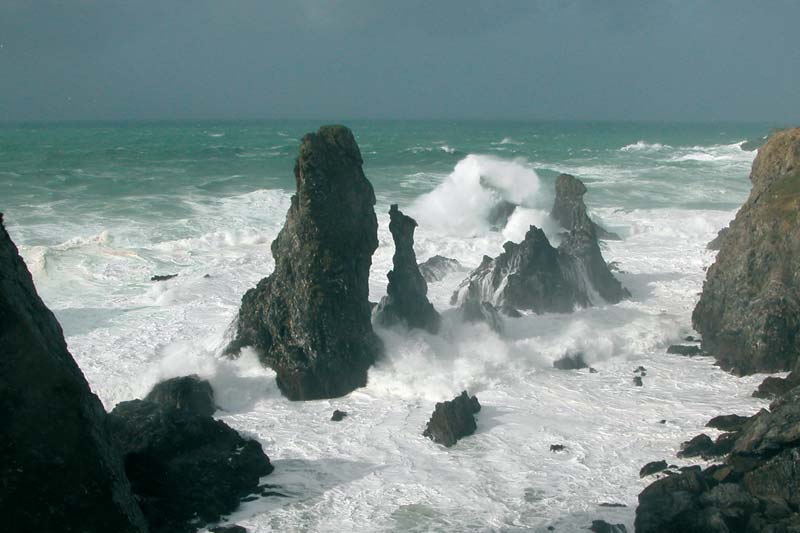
[{"x1": 620, "y1": 140, "x2": 671, "y2": 152}]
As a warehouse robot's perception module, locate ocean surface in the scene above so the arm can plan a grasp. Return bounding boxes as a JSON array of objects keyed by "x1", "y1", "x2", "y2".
[{"x1": 0, "y1": 120, "x2": 780, "y2": 531}]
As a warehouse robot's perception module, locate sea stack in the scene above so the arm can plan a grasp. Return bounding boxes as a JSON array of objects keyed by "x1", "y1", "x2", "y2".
[
  {"x1": 693, "y1": 128, "x2": 800, "y2": 374},
  {"x1": 0, "y1": 214, "x2": 148, "y2": 532},
  {"x1": 226, "y1": 126, "x2": 383, "y2": 400},
  {"x1": 550, "y1": 173, "x2": 620, "y2": 240},
  {"x1": 374, "y1": 204, "x2": 441, "y2": 333}
]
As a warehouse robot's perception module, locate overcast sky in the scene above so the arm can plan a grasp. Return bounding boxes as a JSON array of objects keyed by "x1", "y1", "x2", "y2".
[{"x1": 1, "y1": 1, "x2": 798, "y2": 122}]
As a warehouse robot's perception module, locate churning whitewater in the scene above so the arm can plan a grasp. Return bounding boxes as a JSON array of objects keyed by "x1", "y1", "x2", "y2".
[{"x1": 1, "y1": 121, "x2": 773, "y2": 531}]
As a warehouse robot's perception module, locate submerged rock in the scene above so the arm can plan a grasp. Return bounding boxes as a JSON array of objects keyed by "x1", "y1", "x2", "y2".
[
  {"x1": 423, "y1": 391, "x2": 481, "y2": 447},
  {"x1": 550, "y1": 173, "x2": 620, "y2": 240},
  {"x1": 693, "y1": 128, "x2": 800, "y2": 375},
  {"x1": 108, "y1": 399, "x2": 273, "y2": 533},
  {"x1": 666, "y1": 344, "x2": 703, "y2": 356},
  {"x1": 374, "y1": 204, "x2": 441, "y2": 333},
  {"x1": 451, "y1": 224, "x2": 627, "y2": 317},
  {"x1": 0, "y1": 214, "x2": 148, "y2": 532},
  {"x1": 226, "y1": 125, "x2": 383, "y2": 400},
  {"x1": 151, "y1": 273, "x2": 178, "y2": 281},
  {"x1": 145, "y1": 375, "x2": 216, "y2": 417},
  {"x1": 418, "y1": 255, "x2": 464, "y2": 283}
]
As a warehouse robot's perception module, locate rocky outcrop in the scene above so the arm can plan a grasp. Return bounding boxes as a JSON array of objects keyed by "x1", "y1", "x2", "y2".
[
  {"x1": 226, "y1": 126, "x2": 383, "y2": 400},
  {"x1": 373, "y1": 205, "x2": 440, "y2": 333},
  {"x1": 666, "y1": 344, "x2": 703, "y2": 357},
  {"x1": 0, "y1": 214, "x2": 148, "y2": 532},
  {"x1": 423, "y1": 391, "x2": 481, "y2": 447},
  {"x1": 553, "y1": 352, "x2": 589, "y2": 370},
  {"x1": 635, "y1": 387, "x2": 800, "y2": 532},
  {"x1": 145, "y1": 375, "x2": 216, "y2": 417},
  {"x1": 108, "y1": 399, "x2": 273, "y2": 533},
  {"x1": 418, "y1": 255, "x2": 464, "y2": 283},
  {"x1": 450, "y1": 224, "x2": 627, "y2": 316},
  {"x1": 550, "y1": 173, "x2": 620, "y2": 240},
  {"x1": 693, "y1": 128, "x2": 800, "y2": 375},
  {"x1": 707, "y1": 226, "x2": 729, "y2": 251}
]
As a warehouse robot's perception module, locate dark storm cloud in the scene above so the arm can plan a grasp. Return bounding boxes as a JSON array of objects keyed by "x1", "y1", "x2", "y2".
[{"x1": 0, "y1": 0, "x2": 797, "y2": 122}]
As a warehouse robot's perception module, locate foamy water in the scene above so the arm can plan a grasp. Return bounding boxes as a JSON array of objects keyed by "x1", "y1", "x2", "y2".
[{"x1": 2, "y1": 120, "x2": 775, "y2": 531}]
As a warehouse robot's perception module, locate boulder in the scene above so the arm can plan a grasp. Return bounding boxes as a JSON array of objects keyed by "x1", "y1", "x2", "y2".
[
  {"x1": 678, "y1": 434, "x2": 716, "y2": 458},
  {"x1": 667, "y1": 344, "x2": 703, "y2": 356},
  {"x1": 108, "y1": 399, "x2": 273, "y2": 533},
  {"x1": 450, "y1": 224, "x2": 627, "y2": 317},
  {"x1": 0, "y1": 214, "x2": 148, "y2": 532},
  {"x1": 550, "y1": 173, "x2": 620, "y2": 240},
  {"x1": 693, "y1": 128, "x2": 800, "y2": 374},
  {"x1": 640, "y1": 460, "x2": 669, "y2": 478},
  {"x1": 418, "y1": 255, "x2": 464, "y2": 283},
  {"x1": 553, "y1": 352, "x2": 589, "y2": 370},
  {"x1": 331, "y1": 409, "x2": 347, "y2": 422},
  {"x1": 374, "y1": 205, "x2": 441, "y2": 333},
  {"x1": 706, "y1": 414, "x2": 750, "y2": 433},
  {"x1": 589, "y1": 520, "x2": 627, "y2": 533},
  {"x1": 422, "y1": 391, "x2": 481, "y2": 447},
  {"x1": 226, "y1": 125, "x2": 383, "y2": 400},
  {"x1": 151, "y1": 273, "x2": 178, "y2": 281},
  {"x1": 754, "y1": 373, "x2": 800, "y2": 400},
  {"x1": 145, "y1": 375, "x2": 216, "y2": 417}
]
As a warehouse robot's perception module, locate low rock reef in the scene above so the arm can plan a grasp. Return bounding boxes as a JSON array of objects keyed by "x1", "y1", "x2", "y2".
[
  {"x1": 693, "y1": 128, "x2": 800, "y2": 375},
  {"x1": 226, "y1": 125, "x2": 383, "y2": 400}
]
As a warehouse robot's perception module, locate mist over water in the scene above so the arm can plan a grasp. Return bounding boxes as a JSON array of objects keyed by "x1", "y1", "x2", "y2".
[{"x1": 0, "y1": 120, "x2": 775, "y2": 531}]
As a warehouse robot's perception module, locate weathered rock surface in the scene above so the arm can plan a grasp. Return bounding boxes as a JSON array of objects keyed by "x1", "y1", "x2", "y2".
[
  {"x1": 145, "y1": 375, "x2": 216, "y2": 417},
  {"x1": 226, "y1": 125, "x2": 383, "y2": 400},
  {"x1": 667, "y1": 344, "x2": 704, "y2": 357},
  {"x1": 640, "y1": 460, "x2": 669, "y2": 478},
  {"x1": 707, "y1": 226, "x2": 729, "y2": 251},
  {"x1": 418, "y1": 255, "x2": 464, "y2": 283},
  {"x1": 707, "y1": 414, "x2": 750, "y2": 433},
  {"x1": 693, "y1": 128, "x2": 800, "y2": 375},
  {"x1": 451, "y1": 223, "x2": 627, "y2": 317},
  {"x1": 423, "y1": 391, "x2": 481, "y2": 447},
  {"x1": 0, "y1": 214, "x2": 148, "y2": 532},
  {"x1": 374, "y1": 204, "x2": 440, "y2": 333},
  {"x1": 635, "y1": 383, "x2": 800, "y2": 532},
  {"x1": 550, "y1": 173, "x2": 620, "y2": 240},
  {"x1": 108, "y1": 399, "x2": 273, "y2": 533}
]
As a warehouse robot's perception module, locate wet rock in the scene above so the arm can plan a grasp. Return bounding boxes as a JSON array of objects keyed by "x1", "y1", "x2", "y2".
[
  {"x1": 460, "y1": 298, "x2": 503, "y2": 332},
  {"x1": 487, "y1": 200, "x2": 517, "y2": 230},
  {"x1": 550, "y1": 444, "x2": 566, "y2": 452},
  {"x1": 374, "y1": 204, "x2": 441, "y2": 333},
  {"x1": 423, "y1": 391, "x2": 481, "y2": 447},
  {"x1": 640, "y1": 460, "x2": 669, "y2": 478},
  {"x1": 633, "y1": 376, "x2": 644, "y2": 386},
  {"x1": 706, "y1": 414, "x2": 750, "y2": 432},
  {"x1": 151, "y1": 273, "x2": 178, "y2": 281},
  {"x1": 145, "y1": 375, "x2": 216, "y2": 417},
  {"x1": 331, "y1": 409, "x2": 348, "y2": 422},
  {"x1": 210, "y1": 526, "x2": 247, "y2": 533},
  {"x1": 418, "y1": 255, "x2": 464, "y2": 283},
  {"x1": 553, "y1": 352, "x2": 589, "y2": 370},
  {"x1": 678, "y1": 434, "x2": 716, "y2": 458},
  {"x1": 550, "y1": 173, "x2": 621, "y2": 240},
  {"x1": 753, "y1": 374, "x2": 799, "y2": 400},
  {"x1": 599, "y1": 503, "x2": 627, "y2": 508},
  {"x1": 693, "y1": 128, "x2": 800, "y2": 375},
  {"x1": 0, "y1": 214, "x2": 148, "y2": 532},
  {"x1": 667, "y1": 344, "x2": 703, "y2": 356},
  {"x1": 226, "y1": 125, "x2": 383, "y2": 400},
  {"x1": 451, "y1": 224, "x2": 627, "y2": 317},
  {"x1": 589, "y1": 520, "x2": 627, "y2": 533},
  {"x1": 589, "y1": 367, "x2": 599, "y2": 373},
  {"x1": 108, "y1": 399, "x2": 273, "y2": 533},
  {"x1": 706, "y1": 227, "x2": 729, "y2": 251}
]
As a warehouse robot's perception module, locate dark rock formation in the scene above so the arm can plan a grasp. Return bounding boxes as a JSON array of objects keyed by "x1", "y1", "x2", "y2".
[
  {"x1": 640, "y1": 460, "x2": 669, "y2": 478},
  {"x1": 753, "y1": 374, "x2": 799, "y2": 400},
  {"x1": 460, "y1": 298, "x2": 504, "y2": 332},
  {"x1": 331, "y1": 409, "x2": 347, "y2": 422},
  {"x1": 423, "y1": 391, "x2": 481, "y2": 447},
  {"x1": 633, "y1": 376, "x2": 644, "y2": 387},
  {"x1": 693, "y1": 128, "x2": 800, "y2": 375},
  {"x1": 418, "y1": 255, "x2": 464, "y2": 283},
  {"x1": 151, "y1": 273, "x2": 178, "y2": 281},
  {"x1": 666, "y1": 344, "x2": 703, "y2": 356},
  {"x1": 550, "y1": 173, "x2": 620, "y2": 240},
  {"x1": 706, "y1": 226, "x2": 729, "y2": 251},
  {"x1": 108, "y1": 399, "x2": 273, "y2": 533},
  {"x1": 210, "y1": 526, "x2": 247, "y2": 533},
  {"x1": 145, "y1": 375, "x2": 216, "y2": 417},
  {"x1": 707, "y1": 414, "x2": 750, "y2": 433},
  {"x1": 635, "y1": 383, "x2": 800, "y2": 532},
  {"x1": 0, "y1": 214, "x2": 148, "y2": 532},
  {"x1": 450, "y1": 224, "x2": 627, "y2": 317},
  {"x1": 553, "y1": 352, "x2": 589, "y2": 370},
  {"x1": 226, "y1": 125, "x2": 383, "y2": 400},
  {"x1": 374, "y1": 204, "x2": 440, "y2": 333},
  {"x1": 487, "y1": 200, "x2": 517, "y2": 230},
  {"x1": 677, "y1": 434, "x2": 716, "y2": 458},
  {"x1": 589, "y1": 520, "x2": 627, "y2": 533}
]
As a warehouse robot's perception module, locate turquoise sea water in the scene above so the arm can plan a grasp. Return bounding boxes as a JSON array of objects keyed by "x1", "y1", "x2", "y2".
[{"x1": 0, "y1": 120, "x2": 778, "y2": 532}]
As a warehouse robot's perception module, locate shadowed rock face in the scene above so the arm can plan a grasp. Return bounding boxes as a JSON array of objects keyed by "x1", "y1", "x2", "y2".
[
  {"x1": 418, "y1": 255, "x2": 464, "y2": 283},
  {"x1": 145, "y1": 375, "x2": 216, "y2": 417},
  {"x1": 226, "y1": 126, "x2": 383, "y2": 400},
  {"x1": 108, "y1": 399, "x2": 273, "y2": 533},
  {"x1": 551, "y1": 173, "x2": 620, "y2": 240},
  {"x1": 423, "y1": 391, "x2": 481, "y2": 447},
  {"x1": 374, "y1": 204, "x2": 441, "y2": 333},
  {"x1": 693, "y1": 128, "x2": 800, "y2": 374},
  {"x1": 0, "y1": 214, "x2": 148, "y2": 532},
  {"x1": 451, "y1": 224, "x2": 627, "y2": 316}
]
